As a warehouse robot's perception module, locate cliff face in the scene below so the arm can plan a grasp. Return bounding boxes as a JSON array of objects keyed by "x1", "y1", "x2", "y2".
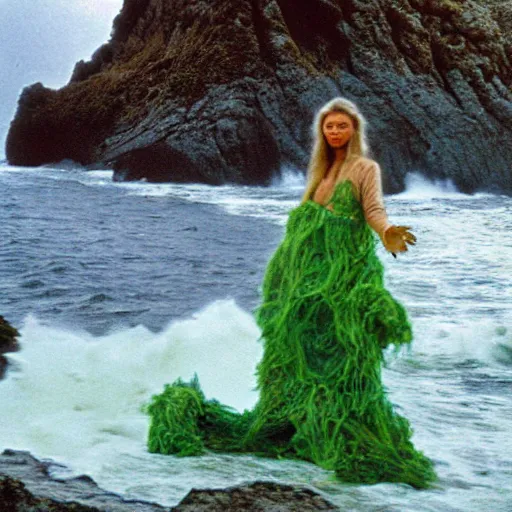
[{"x1": 6, "y1": 0, "x2": 512, "y2": 193}]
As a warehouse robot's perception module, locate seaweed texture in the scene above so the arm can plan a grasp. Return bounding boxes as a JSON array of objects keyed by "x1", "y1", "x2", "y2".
[{"x1": 147, "y1": 180, "x2": 436, "y2": 488}]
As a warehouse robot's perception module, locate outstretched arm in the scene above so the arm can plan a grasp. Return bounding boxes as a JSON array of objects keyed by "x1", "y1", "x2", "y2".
[{"x1": 360, "y1": 162, "x2": 416, "y2": 253}]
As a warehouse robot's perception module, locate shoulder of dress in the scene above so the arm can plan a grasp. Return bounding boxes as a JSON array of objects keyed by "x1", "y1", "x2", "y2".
[
  {"x1": 350, "y1": 156, "x2": 379, "y2": 170},
  {"x1": 346, "y1": 157, "x2": 379, "y2": 187}
]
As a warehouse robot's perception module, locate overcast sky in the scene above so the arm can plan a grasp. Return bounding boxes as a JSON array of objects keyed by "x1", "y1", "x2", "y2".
[{"x1": 0, "y1": 0, "x2": 123, "y2": 158}]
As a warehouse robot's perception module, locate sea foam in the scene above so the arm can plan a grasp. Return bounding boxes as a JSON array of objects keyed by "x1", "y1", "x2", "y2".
[{"x1": 0, "y1": 300, "x2": 261, "y2": 472}]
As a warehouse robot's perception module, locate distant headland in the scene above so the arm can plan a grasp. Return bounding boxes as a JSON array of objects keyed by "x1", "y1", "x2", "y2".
[{"x1": 5, "y1": 0, "x2": 512, "y2": 194}]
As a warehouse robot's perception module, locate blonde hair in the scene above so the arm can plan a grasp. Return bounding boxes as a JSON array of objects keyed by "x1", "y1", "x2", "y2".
[{"x1": 301, "y1": 97, "x2": 368, "y2": 203}]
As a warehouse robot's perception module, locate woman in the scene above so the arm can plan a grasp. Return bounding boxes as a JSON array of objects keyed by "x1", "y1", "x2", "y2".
[
  {"x1": 304, "y1": 98, "x2": 415, "y2": 253},
  {"x1": 147, "y1": 98, "x2": 436, "y2": 489}
]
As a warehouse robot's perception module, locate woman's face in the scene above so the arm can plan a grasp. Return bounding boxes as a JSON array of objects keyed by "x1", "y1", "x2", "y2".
[{"x1": 322, "y1": 112, "x2": 355, "y2": 149}]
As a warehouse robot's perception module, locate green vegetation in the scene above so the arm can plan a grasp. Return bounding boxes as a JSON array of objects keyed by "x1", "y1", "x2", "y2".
[{"x1": 147, "y1": 181, "x2": 436, "y2": 489}]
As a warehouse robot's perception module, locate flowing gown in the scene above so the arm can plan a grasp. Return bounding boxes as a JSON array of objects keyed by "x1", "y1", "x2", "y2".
[{"x1": 147, "y1": 180, "x2": 436, "y2": 488}]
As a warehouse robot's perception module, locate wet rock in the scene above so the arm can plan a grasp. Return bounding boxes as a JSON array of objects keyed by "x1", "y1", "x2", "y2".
[
  {"x1": 0, "y1": 450, "x2": 168, "y2": 512},
  {"x1": 0, "y1": 316, "x2": 18, "y2": 352},
  {"x1": 173, "y1": 481, "x2": 340, "y2": 511},
  {"x1": 0, "y1": 450, "x2": 339, "y2": 511},
  {"x1": 0, "y1": 475, "x2": 98, "y2": 511},
  {"x1": 6, "y1": 0, "x2": 512, "y2": 194},
  {"x1": 0, "y1": 316, "x2": 19, "y2": 380}
]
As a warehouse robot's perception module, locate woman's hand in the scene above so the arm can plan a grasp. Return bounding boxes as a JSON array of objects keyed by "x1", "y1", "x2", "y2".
[{"x1": 383, "y1": 226, "x2": 416, "y2": 254}]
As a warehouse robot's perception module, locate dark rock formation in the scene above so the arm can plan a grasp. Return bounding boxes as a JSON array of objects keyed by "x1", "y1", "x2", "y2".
[
  {"x1": 0, "y1": 450, "x2": 339, "y2": 511},
  {"x1": 0, "y1": 450, "x2": 167, "y2": 512},
  {"x1": 0, "y1": 316, "x2": 19, "y2": 380},
  {"x1": 6, "y1": 0, "x2": 512, "y2": 193},
  {"x1": 0, "y1": 476, "x2": 98, "y2": 512},
  {"x1": 172, "y1": 481, "x2": 339, "y2": 511}
]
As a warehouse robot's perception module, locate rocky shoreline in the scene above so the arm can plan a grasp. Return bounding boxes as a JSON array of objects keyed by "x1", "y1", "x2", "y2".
[
  {"x1": 0, "y1": 450, "x2": 339, "y2": 511},
  {"x1": 5, "y1": 0, "x2": 512, "y2": 194}
]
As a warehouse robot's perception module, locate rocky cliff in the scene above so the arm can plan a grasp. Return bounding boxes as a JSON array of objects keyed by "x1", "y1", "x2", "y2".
[{"x1": 6, "y1": 0, "x2": 512, "y2": 193}]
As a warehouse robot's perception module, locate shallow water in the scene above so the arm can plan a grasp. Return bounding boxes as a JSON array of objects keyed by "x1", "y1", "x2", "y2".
[{"x1": 1, "y1": 164, "x2": 511, "y2": 511}]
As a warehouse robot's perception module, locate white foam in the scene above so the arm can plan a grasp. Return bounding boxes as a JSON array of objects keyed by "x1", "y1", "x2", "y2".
[
  {"x1": 270, "y1": 165, "x2": 306, "y2": 190},
  {"x1": 76, "y1": 169, "x2": 115, "y2": 187},
  {"x1": 393, "y1": 173, "x2": 464, "y2": 200},
  {"x1": 115, "y1": 174, "x2": 300, "y2": 224},
  {"x1": 0, "y1": 164, "x2": 44, "y2": 173},
  {"x1": 0, "y1": 301, "x2": 261, "y2": 474},
  {"x1": 410, "y1": 316, "x2": 512, "y2": 367}
]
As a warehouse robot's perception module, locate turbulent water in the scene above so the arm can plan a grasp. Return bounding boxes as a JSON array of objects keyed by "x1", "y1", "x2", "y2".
[{"x1": 1, "y1": 162, "x2": 511, "y2": 511}]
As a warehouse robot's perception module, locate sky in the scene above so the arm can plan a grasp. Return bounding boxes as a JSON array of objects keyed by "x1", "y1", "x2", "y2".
[{"x1": 0, "y1": 0, "x2": 123, "y2": 158}]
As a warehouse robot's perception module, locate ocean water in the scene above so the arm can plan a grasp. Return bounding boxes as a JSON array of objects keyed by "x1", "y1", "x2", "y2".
[{"x1": 1, "y1": 162, "x2": 511, "y2": 511}]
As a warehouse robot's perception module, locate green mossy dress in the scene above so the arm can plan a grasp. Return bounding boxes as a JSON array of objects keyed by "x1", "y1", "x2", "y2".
[{"x1": 147, "y1": 180, "x2": 436, "y2": 488}]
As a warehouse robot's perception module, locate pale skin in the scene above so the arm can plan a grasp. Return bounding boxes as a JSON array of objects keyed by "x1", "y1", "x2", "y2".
[{"x1": 312, "y1": 112, "x2": 416, "y2": 254}]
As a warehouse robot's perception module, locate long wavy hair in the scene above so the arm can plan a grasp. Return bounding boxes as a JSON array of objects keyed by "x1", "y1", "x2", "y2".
[{"x1": 301, "y1": 97, "x2": 369, "y2": 203}]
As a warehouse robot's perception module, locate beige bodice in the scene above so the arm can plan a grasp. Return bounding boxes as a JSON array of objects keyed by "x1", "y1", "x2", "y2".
[{"x1": 313, "y1": 156, "x2": 391, "y2": 239}]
